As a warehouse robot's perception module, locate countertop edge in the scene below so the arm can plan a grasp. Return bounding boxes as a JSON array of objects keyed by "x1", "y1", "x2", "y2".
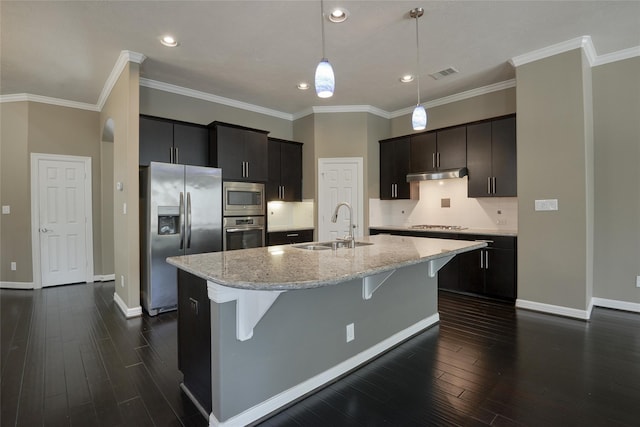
[
  {"x1": 167, "y1": 238, "x2": 486, "y2": 291},
  {"x1": 369, "y1": 226, "x2": 518, "y2": 237}
]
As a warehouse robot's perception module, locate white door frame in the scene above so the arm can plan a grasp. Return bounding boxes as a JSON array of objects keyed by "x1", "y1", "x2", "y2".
[
  {"x1": 318, "y1": 157, "x2": 364, "y2": 241},
  {"x1": 30, "y1": 153, "x2": 94, "y2": 289}
]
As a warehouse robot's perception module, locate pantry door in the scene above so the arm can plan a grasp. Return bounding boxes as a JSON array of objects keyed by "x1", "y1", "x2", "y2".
[
  {"x1": 31, "y1": 154, "x2": 94, "y2": 288},
  {"x1": 318, "y1": 158, "x2": 363, "y2": 241}
]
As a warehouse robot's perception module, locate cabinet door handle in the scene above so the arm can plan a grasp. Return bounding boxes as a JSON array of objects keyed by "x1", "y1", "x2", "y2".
[
  {"x1": 246, "y1": 162, "x2": 249, "y2": 177},
  {"x1": 480, "y1": 250, "x2": 484, "y2": 269},
  {"x1": 487, "y1": 177, "x2": 492, "y2": 194},
  {"x1": 169, "y1": 147, "x2": 174, "y2": 163},
  {"x1": 492, "y1": 176, "x2": 496, "y2": 194},
  {"x1": 432, "y1": 153, "x2": 436, "y2": 169},
  {"x1": 437, "y1": 152, "x2": 441, "y2": 168},
  {"x1": 189, "y1": 297, "x2": 199, "y2": 316},
  {"x1": 485, "y1": 251, "x2": 489, "y2": 269},
  {"x1": 286, "y1": 233, "x2": 299, "y2": 237},
  {"x1": 174, "y1": 147, "x2": 179, "y2": 164},
  {"x1": 281, "y1": 185, "x2": 285, "y2": 199}
]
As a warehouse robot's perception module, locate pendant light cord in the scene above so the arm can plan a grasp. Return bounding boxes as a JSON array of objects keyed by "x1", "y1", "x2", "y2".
[
  {"x1": 415, "y1": 13, "x2": 421, "y2": 106},
  {"x1": 320, "y1": 0, "x2": 326, "y2": 60}
]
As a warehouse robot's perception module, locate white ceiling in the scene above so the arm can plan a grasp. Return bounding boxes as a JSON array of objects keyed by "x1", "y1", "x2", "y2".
[{"x1": 2, "y1": 1, "x2": 639, "y2": 115}]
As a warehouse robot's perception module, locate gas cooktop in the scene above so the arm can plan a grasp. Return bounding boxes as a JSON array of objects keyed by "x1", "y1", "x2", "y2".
[{"x1": 409, "y1": 225, "x2": 468, "y2": 231}]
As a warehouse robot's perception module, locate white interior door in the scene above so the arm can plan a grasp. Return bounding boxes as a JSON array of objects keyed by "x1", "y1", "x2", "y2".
[
  {"x1": 36, "y1": 157, "x2": 89, "y2": 287},
  {"x1": 318, "y1": 158, "x2": 363, "y2": 241}
]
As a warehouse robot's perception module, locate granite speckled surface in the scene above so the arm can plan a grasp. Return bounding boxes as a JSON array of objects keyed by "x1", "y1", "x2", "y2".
[{"x1": 166, "y1": 234, "x2": 486, "y2": 290}]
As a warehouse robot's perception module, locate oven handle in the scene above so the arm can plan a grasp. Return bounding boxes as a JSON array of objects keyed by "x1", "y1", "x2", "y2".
[{"x1": 225, "y1": 227, "x2": 265, "y2": 233}]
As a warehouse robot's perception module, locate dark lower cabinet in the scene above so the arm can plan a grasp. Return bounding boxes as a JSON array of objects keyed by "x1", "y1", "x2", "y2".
[
  {"x1": 177, "y1": 269, "x2": 211, "y2": 413},
  {"x1": 369, "y1": 228, "x2": 517, "y2": 300},
  {"x1": 267, "y1": 229, "x2": 314, "y2": 246}
]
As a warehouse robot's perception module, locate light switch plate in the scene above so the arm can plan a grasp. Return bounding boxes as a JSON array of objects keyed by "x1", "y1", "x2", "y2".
[
  {"x1": 535, "y1": 199, "x2": 558, "y2": 211},
  {"x1": 2, "y1": 205, "x2": 9, "y2": 214}
]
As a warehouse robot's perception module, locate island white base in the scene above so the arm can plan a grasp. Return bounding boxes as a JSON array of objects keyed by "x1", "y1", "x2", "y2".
[{"x1": 206, "y1": 312, "x2": 439, "y2": 427}]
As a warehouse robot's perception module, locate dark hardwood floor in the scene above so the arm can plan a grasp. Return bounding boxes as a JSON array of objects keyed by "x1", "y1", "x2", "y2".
[{"x1": 2, "y1": 282, "x2": 639, "y2": 427}]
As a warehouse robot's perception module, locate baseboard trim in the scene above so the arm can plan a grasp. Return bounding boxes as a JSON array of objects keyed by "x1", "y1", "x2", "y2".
[
  {"x1": 113, "y1": 292, "x2": 142, "y2": 318},
  {"x1": 94, "y1": 274, "x2": 115, "y2": 282},
  {"x1": 516, "y1": 298, "x2": 593, "y2": 320},
  {"x1": 0, "y1": 281, "x2": 35, "y2": 290},
  {"x1": 592, "y1": 297, "x2": 640, "y2": 314},
  {"x1": 207, "y1": 313, "x2": 440, "y2": 427}
]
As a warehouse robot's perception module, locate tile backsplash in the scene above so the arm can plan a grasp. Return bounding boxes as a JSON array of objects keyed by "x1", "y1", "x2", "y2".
[
  {"x1": 267, "y1": 200, "x2": 315, "y2": 230},
  {"x1": 370, "y1": 177, "x2": 518, "y2": 230}
]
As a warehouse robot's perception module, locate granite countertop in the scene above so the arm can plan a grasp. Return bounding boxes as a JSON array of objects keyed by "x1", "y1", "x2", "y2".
[
  {"x1": 167, "y1": 234, "x2": 486, "y2": 291},
  {"x1": 370, "y1": 225, "x2": 518, "y2": 237}
]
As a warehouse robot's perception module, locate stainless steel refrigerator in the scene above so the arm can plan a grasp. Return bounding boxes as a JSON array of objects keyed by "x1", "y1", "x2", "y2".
[{"x1": 140, "y1": 162, "x2": 222, "y2": 316}]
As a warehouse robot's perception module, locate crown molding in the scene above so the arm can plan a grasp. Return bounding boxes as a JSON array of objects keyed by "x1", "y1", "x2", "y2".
[
  {"x1": 96, "y1": 50, "x2": 146, "y2": 110},
  {"x1": 389, "y1": 79, "x2": 517, "y2": 119},
  {"x1": 593, "y1": 45, "x2": 640, "y2": 67},
  {"x1": 509, "y1": 36, "x2": 595, "y2": 68},
  {"x1": 139, "y1": 78, "x2": 294, "y2": 121},
  {"x1": 0, "y1": 93, "x2": 100, "y2": 111}
]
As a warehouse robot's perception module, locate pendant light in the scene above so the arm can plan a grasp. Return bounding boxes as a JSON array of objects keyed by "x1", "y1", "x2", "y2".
[
  {"x1": 315, "y1": 0, "x2": 335, "y2": 98},
  {"x1": 410, "y1": 7, "x2": 427, "y2": 130}
]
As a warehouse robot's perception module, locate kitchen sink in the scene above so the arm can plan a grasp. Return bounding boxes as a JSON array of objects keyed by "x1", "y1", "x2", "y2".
[
  {"x1": 293, "y1": 241, "x2": 374, "y2": 250},
  {"x1": 293, "y1": 244, "x2": 332, "y2": 251}
]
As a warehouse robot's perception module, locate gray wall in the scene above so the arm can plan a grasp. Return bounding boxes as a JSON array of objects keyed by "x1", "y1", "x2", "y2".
[
  {"x1": 0, "y1": 101, "x2": 103, "y2": 283},
  {"x1": 592, "y1": 57, "x2": 640, "y2": 303},
  {"x1": 210, "y1": 262, "x2": 438, "y2": 422},
  {"x1": 516, "y1": 49, "x2": 594, "y2": 311},
  {"x1": 140, "y1": 86, "x2": 292, "y2": 140}
]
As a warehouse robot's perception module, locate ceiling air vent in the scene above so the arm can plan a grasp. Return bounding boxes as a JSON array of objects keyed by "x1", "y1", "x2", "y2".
[{"x1": 429, "y1": 67, "x2": 459, "y2": 80}]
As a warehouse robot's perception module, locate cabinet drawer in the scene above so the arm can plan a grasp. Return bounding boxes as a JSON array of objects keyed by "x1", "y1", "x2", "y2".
[
  {"x1": 460, "y1": 234, "x2": 516, "y2": 250},
  {"x1": 268, "y1": 229, "x2": 314, "y2": 246}
]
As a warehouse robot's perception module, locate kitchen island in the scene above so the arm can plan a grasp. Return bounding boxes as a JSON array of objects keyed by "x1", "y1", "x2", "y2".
[{"x1": 167, "y1": 234, "x2": 486, "y2": 427}]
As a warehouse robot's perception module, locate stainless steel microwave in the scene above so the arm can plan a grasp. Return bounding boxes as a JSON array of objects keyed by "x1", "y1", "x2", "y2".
[{"x1": 223, "y1": 181, "x2": 265, "y2": 217}]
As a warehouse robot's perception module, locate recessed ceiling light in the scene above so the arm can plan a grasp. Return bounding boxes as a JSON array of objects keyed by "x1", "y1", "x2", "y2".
[
  {"x1": 160, "y1": 35, "x2": 178, "y2": 47},
  {"x1": 328, "y1": 8, "x2": 349, "y2": 23},
  {"x1": 297, "y1": 82, "x2": 310, "y2": 90},
  {"x1": 400, "y1": 74, "x2": 414, "y2": 83}
]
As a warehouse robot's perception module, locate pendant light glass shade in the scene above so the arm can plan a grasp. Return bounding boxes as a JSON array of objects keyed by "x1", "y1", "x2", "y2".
[
  {"x1": 315, "y1": 58, "x2": 335, "y2": 98},
  {"x1": 412, "y1": 104, "x2": 427, "y2": 130}
]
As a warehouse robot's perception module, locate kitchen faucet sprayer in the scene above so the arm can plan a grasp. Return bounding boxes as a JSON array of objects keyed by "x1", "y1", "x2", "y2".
[{"x1": 331, "y1": 202, "x2": 355, "y2": 248}]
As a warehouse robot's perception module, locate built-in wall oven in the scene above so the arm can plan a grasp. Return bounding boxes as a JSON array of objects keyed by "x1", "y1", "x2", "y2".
[
  {"x1": 223, "y1": 216, "x2": 265, "y2": 251},
  {"x1": 223, "y1": 181, "x2": 266, "y2": 251}
]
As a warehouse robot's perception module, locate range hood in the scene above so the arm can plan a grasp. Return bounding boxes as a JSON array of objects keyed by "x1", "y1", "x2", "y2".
[{"x1": 406, "y1": 167, "x2": 468, "y2": 182}]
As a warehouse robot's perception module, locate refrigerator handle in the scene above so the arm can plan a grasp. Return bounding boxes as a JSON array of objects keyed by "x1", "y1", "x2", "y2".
[
  {"x1": 179, "y1": 192, "x2": 185, "y2": 250},
  {"x1": 186, "y1": 192, "x2": 192, "y2": 249}
]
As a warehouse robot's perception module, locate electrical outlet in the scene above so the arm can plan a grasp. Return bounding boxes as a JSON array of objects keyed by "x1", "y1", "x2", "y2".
[
  {"x1": 120, "y1": 275, "x2": 125, "y2": 288},
  {"x1": 123, "y1": 202, "x2": 127, "y2": 215},
  {"x1": 346, "y1": 323, "x2": 355, "y2": 342},
  {"x1": 2, "y1": 205, "x2": 10, "y2": 214},
  {"x1": 10, "y1": 262, "x2": 16, "y2": 271},
  {"x1": 496, "y1": 219, "x2": 507, "y2": 225},
  {"x1": 636, "y1": 276, "x2": 640, "y2": 288}
]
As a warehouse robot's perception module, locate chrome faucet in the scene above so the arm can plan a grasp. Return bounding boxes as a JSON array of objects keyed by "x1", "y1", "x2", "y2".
[{"x1": 331, "y1": 202, "x2": 355, "y2": 248}]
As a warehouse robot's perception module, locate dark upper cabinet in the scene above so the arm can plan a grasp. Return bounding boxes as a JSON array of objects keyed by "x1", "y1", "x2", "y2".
[
  {"x1": 467, "y1": 115, "x2": 517, "y2": 197},
  {"x1": 209, "y1": 122, "x2": 269, "y2": 182},
  {"x1": 267, "y1": 138, "x2": 303, "y2": 202},
  {"x1": 410, "y1": 126, "x2": 466, "y2": 173},
  {"x1": 139, "y1": 115, "x2": 209, "y2": 167},
  {"x1": 410, "y1": 132, "x2": 437, "y2": 172},
  {"x1": 173, "y1": 123, "x2": 209, "y2": 167},
  {"x1": 379, "y1": 137, "x2": 411, "y2": 200}
]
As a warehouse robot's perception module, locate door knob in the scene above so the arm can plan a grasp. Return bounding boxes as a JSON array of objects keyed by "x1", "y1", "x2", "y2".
[{"x1": 40, "y1": 227, "x2": 51, "y2": 233}]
